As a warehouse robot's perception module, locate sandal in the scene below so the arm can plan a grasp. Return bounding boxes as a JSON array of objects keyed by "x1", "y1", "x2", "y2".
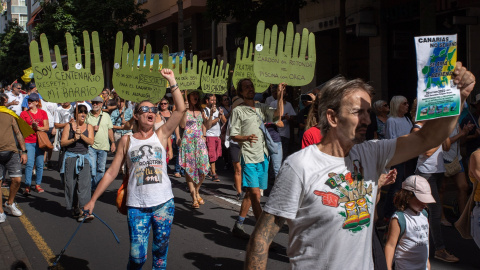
[
  {"x1": 198, "y1": 197, "x2": 205, "y2": 205},
  {"x1": 191, "y1": 201, "x2": 200, "y2": 209},
  {"x1": 35, "y1": 185, "x2": 44, "y2": 193},
  {"x1": 212, "y1": 175, "x2": 220, "y2": 182}
]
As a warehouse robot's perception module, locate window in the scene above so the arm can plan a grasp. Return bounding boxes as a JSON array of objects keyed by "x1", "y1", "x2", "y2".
[
  {"x1": 19, "y1": 0, "x2": 26, "y2": 6},
  {"x1": 19, "y1": 14, "x2": 27, "y2": 31}
]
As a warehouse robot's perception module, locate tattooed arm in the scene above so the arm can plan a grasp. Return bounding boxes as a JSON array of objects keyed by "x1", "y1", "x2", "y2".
[{"x1": 244, "y1": 212, "x2": 286, "y2": 270}]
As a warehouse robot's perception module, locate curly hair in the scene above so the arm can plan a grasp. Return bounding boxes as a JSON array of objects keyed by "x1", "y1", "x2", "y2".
[{"x1": 393, "y1": 189, "x2": 416, "y2": 212}]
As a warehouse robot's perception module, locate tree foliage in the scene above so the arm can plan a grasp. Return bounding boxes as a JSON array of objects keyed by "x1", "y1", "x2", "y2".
[
  {"x1": 206, "y1": 0, "x2": 316, "y2": 38},
  {"x1": 33, "y1": 0, "x2": 150, "y2": 62},
  {"x1": 0, "y1": 21, "x2": 29, "y2": 83}
]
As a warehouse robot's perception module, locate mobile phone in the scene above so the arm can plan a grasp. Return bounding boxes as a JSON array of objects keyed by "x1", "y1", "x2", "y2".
[{"x1": 300, "y1": 94, "x2": 312, "y2": 101}]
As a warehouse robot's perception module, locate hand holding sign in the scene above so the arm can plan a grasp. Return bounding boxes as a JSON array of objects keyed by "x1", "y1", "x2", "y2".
[
  {"x1": 112, "y1": 31, "x2": 168, "y2": 103},
  {"x1": 201, "y1": 59, "x2": 229, "y2": 94},
  {"x1": 30, "y1": 31, "x2": 104, "y2": 103},
  {"x1": 169, "y1": 54, "x2": 203, "y2": 90},
  {"x1": 232, "y1": 37, "x2": 270, "y2": 93},
  {"x1": 254, "y1": 20, "x2": 316, "y2": 86}
]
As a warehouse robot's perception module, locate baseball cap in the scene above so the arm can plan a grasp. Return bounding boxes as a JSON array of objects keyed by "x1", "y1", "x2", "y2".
[
  {"x1": 91, "y1": 96, "x2": 103, "y2": 103},
  {"x1": 29, "y1": 83, "x2": 36, "y2": 89},
  {"x1": 28, "y1": 93, "x2": 40, "y2": 101},
  {"x1": 402, "y1": 175, "x2": 435, "y2": 204}
]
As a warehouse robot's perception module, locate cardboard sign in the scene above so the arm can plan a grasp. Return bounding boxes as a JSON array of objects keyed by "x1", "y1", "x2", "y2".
[
  {"x1": 232, "y1": 37, "x2": 270, "y2": 93},
  {"x1": 169, "y1": 54, "x2": 203, "y2": 90},
  {"x1": 201, "y1": 59, "x2": 229, "y2": 94},
  {"x1": 30, "y1": 31, "x2": 104, "y2": 102},
  {"x1": 254, "y1": 20, "x2": 316, "y2": 86},
  {"x1": 415, "y1": 35, "x2": 459, "y2": 121},
  {"x1": 112, "y1": 31, "x2": 168, "y2": 103}
]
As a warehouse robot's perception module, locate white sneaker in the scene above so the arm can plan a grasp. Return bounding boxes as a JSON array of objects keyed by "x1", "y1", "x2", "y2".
[
  {"x1": 4, "y1": 202, "x2": 22, "y2": 217},
  {"x1": 0, "y1": 212, "x2": 6, "y2": 223}
]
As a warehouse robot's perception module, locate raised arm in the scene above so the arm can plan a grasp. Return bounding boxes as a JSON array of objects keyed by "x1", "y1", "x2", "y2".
[
  {"x1": 158, "y1": 69, "x2": 186, "y2": 140},
  {"x1": 387, "y1": 62, "x2": 475, "y2": 168},
  {"x1": 273, "y1": 83, "x2": 286, "y2": 119},
  {"x1": 245, "y1": 212, "x2": 286, "y2": 270}
]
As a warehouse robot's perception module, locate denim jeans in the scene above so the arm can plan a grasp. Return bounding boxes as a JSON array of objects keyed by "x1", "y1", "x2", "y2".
[
  {"x1": 25, "y1": 143, "x2": 45, "y2": 186},
  {"x1": 270, "y1": 142, "x2": 283, "y2": 178},
  {"x1": 173, "y1": 144, "x2": 184, "y2": 175},
  {"x1": 88, "y1": 147, "x2": 107, "y2": 190},
  {"x1": 417, "y1": 171, "x2": 445, "y2": 250},
  {"x1": 127, "y1": 199, "x2": 175, "y2": 270}
]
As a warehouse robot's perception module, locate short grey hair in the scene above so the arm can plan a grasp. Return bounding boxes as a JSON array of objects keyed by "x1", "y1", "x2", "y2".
[
  {"x1": 317, "y1": 76, "x2": 374, "y2": 137},
  {"x1": 373, "y1": 100, "x2": 386, "y2": 114},
  {"x1": 12, "y1": 83, "x2": 22, "y2": 89}
]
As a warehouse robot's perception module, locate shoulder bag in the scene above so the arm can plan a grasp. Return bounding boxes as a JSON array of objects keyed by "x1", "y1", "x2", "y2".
[
  {"x1": 116, "y1": 135, "x2": 131, "y2": 215},
  {"x1": 27, "y1": 111, "x2": 53, "y2": 151},
  {"x1": 444, "y1": 141, "x2": 461, "y2": 177},
  {"x1": 253, "y1": 110, "x2": 278, "y2": 155}
]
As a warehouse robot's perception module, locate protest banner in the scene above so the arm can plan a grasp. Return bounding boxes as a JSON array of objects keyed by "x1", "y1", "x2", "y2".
[
  {"x1": 415, "y1": 34, "x2": 459, "y2": 121},
  {"x1": 30, "y1": 31, "x2": 104, "y2": 103},
  {"x1": 169, "y1": 54, "x2": 203, "y2": 90},
  {"x1": 112, "y1": 31, "x2": 168, "y2": 103},
  {"x1": 201, "y1": 59, "x2": 229, "y2": 94},
  {"x1": 232, "y1": 37, "x2": 270, "y2": 93},
  {"x1": 253, "y1": 20, "x2": 316, "y2": 86}
]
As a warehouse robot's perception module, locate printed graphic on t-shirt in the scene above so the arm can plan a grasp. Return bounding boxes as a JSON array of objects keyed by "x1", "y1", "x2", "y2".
[
  {"x1": 129, "y1": 144, "x2": 163, "y2": 186},
  {"x1": 314, "y1": 159, "x2": 373, "y2": 232}
]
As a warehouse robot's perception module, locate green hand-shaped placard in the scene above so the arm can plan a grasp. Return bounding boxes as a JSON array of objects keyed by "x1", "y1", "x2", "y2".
[
  {"x1": 112, "y1": 31, "x2": 168, "y2": 103},
  {"x1": 232, "y1": 37, "x2": 270, "y2": 93},
  {"x1": 30, "y1": 31, "x2": 104, "y2": 102},
  {"x1": 169, "y1": 54, "x2": 203, "y2": 90},
  {"x1": 254, "y1": 20, "x2": 316, "y2": 86},
  {"x1": 201, "y1": 59, "x2": 230, "y2": 94}
]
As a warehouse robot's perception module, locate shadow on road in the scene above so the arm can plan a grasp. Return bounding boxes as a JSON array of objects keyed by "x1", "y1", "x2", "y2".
[
  {"x1": 184, "y1": 252, "x2": 243, "y2": 269},
  {"x1": 48, "y1": 254, "x2": 90, "y2": 270}
]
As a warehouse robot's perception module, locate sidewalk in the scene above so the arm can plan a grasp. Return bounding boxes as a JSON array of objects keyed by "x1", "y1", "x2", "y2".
[{"x1": 0, "y1": 219, "x2": 32, "y2": 270}]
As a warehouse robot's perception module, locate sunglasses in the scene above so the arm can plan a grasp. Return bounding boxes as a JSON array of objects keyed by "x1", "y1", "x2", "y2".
[
  {"x1": 383, "y1": 104, "x2": 389, "y2": 107},
  {"x1": 137, "y1": 106, "x2": 158, "y2": 114},
  {"x1": 92, "y1": 102, "x2": 102, "y2": 105},
  {"x1": 78, "y1": 110, "x2": 88, "y2": 114},
  {"x1": 160, "y1": 103, "x2": 168, "y2": 105},
  {"x1": 27, "y1": 99, "x2": 36, "y2": 103}
]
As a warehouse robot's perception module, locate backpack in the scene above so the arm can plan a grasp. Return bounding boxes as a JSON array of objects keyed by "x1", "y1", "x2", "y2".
[
  {"x1": 116, "y1": 135, "x2": 131, "y2": 215},
  {"x1": 395, "y1": 209, "x2": 428, "y2": 241}
]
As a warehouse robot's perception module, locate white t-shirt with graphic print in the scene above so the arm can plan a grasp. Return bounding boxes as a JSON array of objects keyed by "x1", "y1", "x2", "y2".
[
  {"x1": 264, "y1": 139, "x2": 396, "y2": 270},
  {"x1": 126, "y1": 133, "x2": 173, "y2": 208}
]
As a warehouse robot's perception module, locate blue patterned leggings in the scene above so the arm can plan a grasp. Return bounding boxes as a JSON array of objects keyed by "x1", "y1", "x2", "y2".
[{"x1": 127, "y1": 199, "x2": 175, "y2": 270}]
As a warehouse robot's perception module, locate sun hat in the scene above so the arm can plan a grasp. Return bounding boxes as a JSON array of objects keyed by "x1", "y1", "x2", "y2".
[
  {"x1": 91, "y1": 96, "x2": 103, "y2": 103},
  {"x1": 402, "y1": 175, "x2": 436, "y2": 204}
]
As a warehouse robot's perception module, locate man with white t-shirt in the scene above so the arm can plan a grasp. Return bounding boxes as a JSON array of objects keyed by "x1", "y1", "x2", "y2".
[
  {"x1": 245, "y1": 62, "x2": 475, "y2": 270},
  {"x1": 204, "y1": 94, "x2": 226, "y2": 181},
  {"x1": 270, "y1": 94, "x2": 296, "y2": 160},
  {"x1": 5, "y1": 83, "x2": 24, "y2": 115}
]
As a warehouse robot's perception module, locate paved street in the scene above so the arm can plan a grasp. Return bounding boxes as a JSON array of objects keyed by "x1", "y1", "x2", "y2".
[{"x1": 1, "y1": 152, "x2": 480, "y2": 269}]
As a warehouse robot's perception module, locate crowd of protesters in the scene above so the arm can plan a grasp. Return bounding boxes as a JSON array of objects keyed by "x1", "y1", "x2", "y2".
[{"x1": 0, "y1": 62, "x2": 479, "y2": 269}]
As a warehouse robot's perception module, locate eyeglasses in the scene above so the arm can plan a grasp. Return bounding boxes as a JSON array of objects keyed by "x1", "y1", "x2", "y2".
[
  {"x1": 137, "y1": 106, "x2": 158, "y2": 114},
  {"x1": 160, "y1": 103, "x2": 168, "y2": 105},
  {"x1": 78, "y1": 109, "x2": 88, "y2": 114}
]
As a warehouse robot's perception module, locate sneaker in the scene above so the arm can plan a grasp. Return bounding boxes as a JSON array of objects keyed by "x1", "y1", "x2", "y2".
[
  {"x1": 23, "y1": 187, "x2": 30, "y2": 196},
  {"x1": 232, "y1": 222, "x2": 250, "y2": 239},
  {"x1": 4, "y1": 202, "x2": 22, "y2": 217},
  {"x1": 434, "y1": 249, "x2": 459, "y2": 263},
  {"x1": 77, "y1": 214, "x2": 94, "y2": 222},
  {"x1": 0, "y1": 212, "x2": 6, "y2": 223}
]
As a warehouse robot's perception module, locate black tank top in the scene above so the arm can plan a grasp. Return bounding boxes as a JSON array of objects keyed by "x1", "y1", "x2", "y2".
[{"x1": 65, "y1": 123, "x2": 89, "y2": 154}]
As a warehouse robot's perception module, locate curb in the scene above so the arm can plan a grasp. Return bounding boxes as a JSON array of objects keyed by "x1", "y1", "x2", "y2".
[{"x1": 0, "y1": 221, "x2": 32, "y2": 270}]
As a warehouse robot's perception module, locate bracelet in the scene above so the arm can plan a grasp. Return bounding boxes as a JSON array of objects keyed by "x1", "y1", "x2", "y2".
[
  {"x1": 170, "y1": 83, "x2": 178, "y2": 90},
  {"x1": 171, "y1": 86, "x2": 179, "y2": 93}
]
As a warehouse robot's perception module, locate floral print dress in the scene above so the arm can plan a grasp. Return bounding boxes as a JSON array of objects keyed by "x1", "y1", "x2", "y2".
[{"x1": 180, "y1": 111, "x2": 210, "y2": 183}]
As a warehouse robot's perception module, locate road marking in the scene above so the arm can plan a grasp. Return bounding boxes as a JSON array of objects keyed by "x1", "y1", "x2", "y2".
[
  {"x1": 201, "y1": 187, "x2": 242, "y2": 206},
  {"x1": 2, "y1": 188, "x2": 63, "y2": 269}
]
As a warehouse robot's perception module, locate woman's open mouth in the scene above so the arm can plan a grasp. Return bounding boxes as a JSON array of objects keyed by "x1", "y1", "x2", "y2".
[{"x1": 147, "y1": 114, "x2": 154, "y2": 122}]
